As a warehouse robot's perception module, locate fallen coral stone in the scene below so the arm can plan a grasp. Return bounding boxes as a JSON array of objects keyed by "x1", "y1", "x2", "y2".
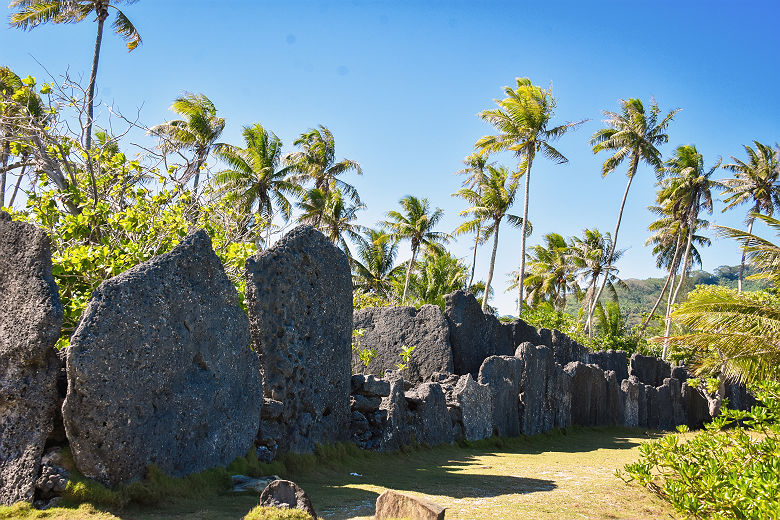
[{"x1": 375, "y1": 489, "x2": 446, "y2": 520}]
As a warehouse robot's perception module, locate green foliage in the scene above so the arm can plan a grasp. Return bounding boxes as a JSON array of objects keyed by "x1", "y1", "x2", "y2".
[
  {"x1": 396, "y1": 344, "x2": 416, "y2": 372},
  {"x1": 353, "y1": 290, "x2": 393, "y2": 310},
  {"x1": 619, "y1": 380, "x2": 780, "y2": 519},
  {"x1": 521, "y1": 302, "x2": 588, "y2": 345},
  {"x1": 243, "y1": 506, "x2": 313, "y2": 520}
]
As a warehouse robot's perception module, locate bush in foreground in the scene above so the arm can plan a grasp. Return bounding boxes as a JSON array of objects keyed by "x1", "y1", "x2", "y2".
[
  {"x1": 619, "y1": 380, "x2": 780, "y2": 519},
  {"x1": 243, "y1": 506, "x2": 313, "y2": 520}
]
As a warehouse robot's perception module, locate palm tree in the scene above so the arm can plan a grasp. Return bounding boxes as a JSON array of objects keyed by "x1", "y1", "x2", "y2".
[
  {"x1": 352, "y1": 229, "x2": 403, "y2": 299},
  {"x1": 404, "y1": 248, "x2": 468, "y2": 309},
  {"x1": 456, "y1": 152, "x2": 492, "y2": 287},
  {"x1": 640, "y1": 210, "x2": 710, "y2": 335},
  {"x1": 720, "y1": 141, "x2": 780, "y2": 292},
  {"x1": 455, "y1": 165, "x2": 523, "y2": 311},
  {"x1": 655, "y1": 145, "x2": 717, "y2": 357},
  {"x1": 213, "y1": 123, "x2": 301, "y2": 244},
  {"x1": 149, "y1": 93, "x2": 225, "y2": 195},
  {"x1": 476, "y1": 77, "x2": 584, "y2": 316},
  {"x1": 568, "y1": 228, "x2": 625, "y2": 339},
  {"x1": 297, "y1": 187, "x2": 365, "y2": 255},
  {"x1": 10, "y1": 0, "x2": 141, "y2": 151},
  {"x1": 382, "y1": 195, "x2": 449, "y2": 304},
  {"x1": 521, "y1": 233, "x2": 579, "y2": 312},
  {"x1": 589, "y1": 97, "x2": 680, "y2": 332},
  {"x1": 284, "y1": 125, "x2": 362, "y2": 202}
]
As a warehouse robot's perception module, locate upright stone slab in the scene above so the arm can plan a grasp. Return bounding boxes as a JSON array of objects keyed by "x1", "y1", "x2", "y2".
[
  {"x1": 245, "y1": 225, "x2": 352, "y2": 454},
  {"x1": 565, "y1": 362, "x2": 608, "y2": 427},
  {"x1": 549, "y1": 363, "x2": 572, "y2": 429},
  {"x1": 629, "y1": 354, "x2": 671, "y2": 387},
  {"x1": 515, "y1": 343, "x2": 555, "y2": 435},
  {"x1": 550, "y1": 330, "x2": 589, "y2": 366},
  {"x1": 604, "y1": 370, "x2": 625, "y2": 426},
  {"x1": 379, "y1": 377, "x2": 410, "y2": 451},
  {"x1": 507, "y1": 318, "x2": 542, "y2": 348},
  {"x1": 621, "y1": 378, "x2": 641, "y2": 427},
  {"x1": 405, "y1": 383, "x2": 453, "y2": 447},
  {"x1": 478, "y1": 355, "x2": 522, "y2": 437},
  {"x1": 445, "y1": 291, "x2": 513, "y2": 376},
  {"x1": 0, "y1": 212, "x2": 63, "y2": 505},
  {"x1": 353, "y1": 305, "x2": 453, "y2": 384},
  {"x1": 452, "y1": 374, "x2": 492, "y2": 441},
  {"x1": 588, "y1": 350, "x2": 629, "y2": 383},
  {"x1": 63, "y1": 230, "x2": 261, "y2": 487},
  {"x1": 682, "y1": 382, "x2": 711, "y2": 429}
]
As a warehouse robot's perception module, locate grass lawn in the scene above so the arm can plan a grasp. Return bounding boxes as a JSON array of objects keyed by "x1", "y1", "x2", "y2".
[{"x1": 1, "y1": 427, "x2": 675, "y2": 520}]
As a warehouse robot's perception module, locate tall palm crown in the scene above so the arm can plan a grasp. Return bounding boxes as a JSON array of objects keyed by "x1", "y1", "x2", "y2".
[
  {"x1": 382, "y1": 195, "x2": 449, "y2": 304},
  {"x1": 298, "y1": 188, "x2": 365, "y2": 255},
  {"x1": 522, "y1": 233, "x2": 579, "y2": 312},
  {"x1": 405, "y1": 249, "x2": 468, "y2": 309},
  {"x1": 10, "y1": 0, "x2": 142, "y2": 151},
  {"x1": 476, "y1": 77, "x2": 583, "y2": 316},
  {"x1": 720, "y1": 141, "x2": 780, "y2": 291},
  {"x1": 454, "y1": 164, "x2": 523, "y2": 311},
  {"x1": 456, "y1": 152, "x2": 493, "y2": 288},
  {"x1": 284, "y1": 125, "x2": 362, "y2": 202},
  {"x1": 150, "y1": 93, "x2": 225, "y2": 194},
  {"x1": 587, "y1": 97, "x2": 679, "y2": 335},
  {"x1": 351, "y1": 229, "x2": 402, "y2": 299},
  {"x1": 569, "y1": 228, "x2": 625, "y2": 325},
  {"x1": 213, "y1": 123, "x2": 300, "y2": 243}
]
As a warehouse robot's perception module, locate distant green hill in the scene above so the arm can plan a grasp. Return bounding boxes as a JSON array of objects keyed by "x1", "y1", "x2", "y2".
[{"x1": 565, "y1": 265, "x2": 769, "y2": 332}]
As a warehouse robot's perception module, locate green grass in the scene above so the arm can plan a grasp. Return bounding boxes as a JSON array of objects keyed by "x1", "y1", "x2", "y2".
[{"x1": 0, "y1": 428, "x2": 676, "y2": 520}]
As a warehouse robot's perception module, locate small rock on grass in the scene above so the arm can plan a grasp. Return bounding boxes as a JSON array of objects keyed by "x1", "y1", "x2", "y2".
[
  {"x1": 375, "y1": 489, "x2": 446, "y2": 520},
  {"x1": 258, "y1": 479, "x2": 317, "y2": 518}
]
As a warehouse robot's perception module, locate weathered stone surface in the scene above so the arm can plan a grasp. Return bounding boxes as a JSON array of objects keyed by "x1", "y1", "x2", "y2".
[
  {"x1": 725, "y1": 383, "x2": 756, "y2": 411},
  {"x1": 671, "y1": 366, "x2": 690, "y2": 382},
  {"x1": 565, "y1": 362, "x2": 608, "y2": 427},
  {"x1": 549, "y1": 329, "x2": 589, "y2": 366},
  {"x1": 351, "y1": 394, "x2": 382, "y2": 413},
  {"x1": 405, "y1": 383, "x2": 453, "y2": 447},
  {"x1": 353, "y1": 305, "x2": 453, "y2": 384},
  {"x1": 245, "y1": 225, "x2": 352, "y2": 454},
  {"x1": 604, "y1": 370, "x2": 625, "y2": 426},
  {"x1": 478, "y1": 355, "x2": 522, "y2": 437},
  {"x1": 259, "y1": 479, "x2": 316, "y2": 518},
  {"x1": 261, "y1": 398, "x2": 284, "y2": 420},
  {"x1": 63, "y1": 230, "x2": 261, "y2": 486},
  {"x1": 682, "y1": 382, "x2": 711, "y2": 429},
  {"x1": 375, "y1": 489, "x2": 446, "y2": 520},
  {"x1": 621, "y1": 378, "x2": 641, "y2": 427},
  {"x1": 379, "y1": 378, "x2": 409, "y2": 451},
  {"x1": 353, "y1": 375, "x2": 391, "y2": 398},
  {"x1": 549, "y1": 363, "x2": 572, "y2": 430},
  {"x1": 588, "y1": 350, "x2": 629, "y2": 382},
  {"x1": 507, "y1": 318, "x2": 542, "y2": 348},
  {"x1": 1, "y1": 213, "x2": 63, "y2": 505},
  {"x1": 515, "y1": 343, "x2": 554, "y2": 435},
  {"x1": 452, "y1": 374, "x2": 492, "y2": 441},
  {"x1": 445, "y1": 291, "x2": 513, "y2": 376},
  {"x1": 645, "y1": 385, "x2": 659, "y2": 429},
  {"x1": 629, "y1": 354, "x2": 671, "y2": 387}
]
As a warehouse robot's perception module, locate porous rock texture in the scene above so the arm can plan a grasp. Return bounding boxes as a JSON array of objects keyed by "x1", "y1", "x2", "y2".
[
  {"x1": 588, "y1": 350, "x2": 629, "y2": 383},
  {"x1": 246, "y1": 225, "x2": 352, "y2": 454},
  {"x1": 352, "y1": 305, "x2": 453, "y2": 384},
  {"x1": 379, "y1": 377, "x2": 410, "y2": 451},
  {"x1": 405, "y1": 382, "x2": 453, "y2": 446},
  {"x1": 444, "y1": 291, "x2": 514, "y2": 376},
  {"x1": 629, "y1": 354, "x2": 671, "y2": 387},
  {"x1": 515, "y1": 343, "x2": 571, "y2": 434},
  {"x1": 63, "y1": 230, "x2": 261, "y2": 487},
  {"x1": 0, "y1": 212, "x2": 63, "y2": 505},
  {"x1": 375, "y1": 489, "x2": 446, "y2": 520},
  {"x1": 258, "y1": 479, "x2": 317, "y2": 518},
  {"x1": 565, "y1": 362, "x2": 610, "y2": 427},
  {"x1": 478, "y1": 355, "x2": 522, "y2": 437},
  {"x1": 621, "y1": 377, "x2": 641, "y2": 427},
  {"x1": 548, "y1": 329, "x2": 589, "y2": 367},
  {"x1": 452, "y1": 374, "x2": 492, "y2": 441}
]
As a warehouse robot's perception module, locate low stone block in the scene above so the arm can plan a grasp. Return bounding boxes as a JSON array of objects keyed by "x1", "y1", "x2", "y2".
[
  {"x1": 259, "y1": 479, "x2": 316, "y2": 518},
  {"x1": 375, "y1": 489, "x2": 446, "y2": 520}
]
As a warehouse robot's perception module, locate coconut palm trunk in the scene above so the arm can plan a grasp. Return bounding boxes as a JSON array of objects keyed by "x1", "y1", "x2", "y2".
[
  {"x1": 9, "y1": 164, "x2": 25, "y2": 207},
  {"x1": 587, "y1": 153, "x2": 638, "y2": 337},
  {"x1": 639, "y1": 233, "x2": 684, "y2": 334},
  {"x1": 663, "y1": 229, "x2": 692, "y2": 359},
  {"x1": 84, "y1": 5, "x2": 108, "y2": 151},
  {"x1": 402, "y1": 243, "x2": 418, "y2": 304},
  {"x1": 483, "y1": 220, "x2": 500, "y2": 312},
  {"x1": 468, "y1": 226, "x2": 481, "y2": 288},
  {"x1": 516, "y1": 151, "x2": 534, "y2": 317},
  {"x1": 737, "y1": 218, "x2": 755, "y2": 292}
]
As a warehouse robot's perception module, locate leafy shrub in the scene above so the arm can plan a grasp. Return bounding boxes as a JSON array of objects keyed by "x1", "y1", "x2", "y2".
[
  {"x1": 243, "y1": 506, "x2": 313, "y2": 520},
  {"x1": 619, "y1": 380, "x2": 780, "y2": 519}
]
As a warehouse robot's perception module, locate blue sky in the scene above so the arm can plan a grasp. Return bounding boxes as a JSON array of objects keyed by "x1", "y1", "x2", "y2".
[{"x1": 3, "y1": 1, "x2": 779, "y2": 315}]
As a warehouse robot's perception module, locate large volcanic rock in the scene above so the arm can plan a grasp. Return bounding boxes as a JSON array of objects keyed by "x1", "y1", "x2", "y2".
[
  {"x1": 0, "y1": 212, "x2": 63, "y2": 505},
  {"x1": 63, "y1": 230, "x2": 261, "y2": 486},
  {"x1": 478, "y1": 355, "x2": 522, "y2": 437},
  {"x1": 352, "y1": 305, "x2": 453, "y2": 384},
  {"x1": 245, "y1": 225, "x2": 352, "y2": 453},
  {"x1": 405, "y1": 382, "x2": 453, "y2": 447},
  {"x1": 629, "y1": 354, "x2": 671, "y2": 387},
  {"x1": 565, "y1": 362, "x2": 610, "y2": 427},
  {"x1": 444, "y1": 291, "x2": 513, "y2": 376},
  {"x1": 452, "y1": 374, "x2": 492, "y2": 441},
  {"x1": 588, "y1": 350, "x2": 629, "y2": 383},
  {"x1": 515, "y1": 343, "x2": 571, "y2": 435}
]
